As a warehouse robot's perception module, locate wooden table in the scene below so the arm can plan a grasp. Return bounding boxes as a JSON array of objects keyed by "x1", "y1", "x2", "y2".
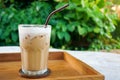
[{"x1": 0, "y1": 46, "x2": 120, "y2": 80}]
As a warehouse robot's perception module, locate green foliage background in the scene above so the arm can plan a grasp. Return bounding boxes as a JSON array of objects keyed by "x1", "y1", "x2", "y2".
[{"x1": 0, "y1": 0, "x2": 120, "y2": 50}]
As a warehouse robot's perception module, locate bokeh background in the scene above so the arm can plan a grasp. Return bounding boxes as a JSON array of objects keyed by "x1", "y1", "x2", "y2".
[{"x1": 0, "y1": 0, "x2": 120, "y2": 51}]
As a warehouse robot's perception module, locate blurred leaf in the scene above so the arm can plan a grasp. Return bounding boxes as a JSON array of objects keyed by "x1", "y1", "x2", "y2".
[
  {"x1": 77, "y1": 26, "x2": 87, "y2": 36},
  {"x1": 10, "y1": 0, "x2": 14, "y2": 3},
  {"x1": 55, "y1": 3, "x2": 66, "y2": 9},
  {"x1": 8, "y1": 13, "x2": 14, "y2": 20},
  {"x1": 51, "y1": 29, "x2": 56, "y2": 43},
  {"x1": 64, "y1": 32, "x2": 70, "y2": 42},
  {"x1": 81, "y1": 0, "x2": 85, "y2": 7},
  {"x1": 62, "y1": 25, "x2": 67, "y2": 32},
  {"x1": 67, "y1": 22, "x2": 78, "y2": 32},
  {"x1": 96, "y1": 0, "x2": 105, "y2": 8},
  {"x1": 10, "y1": 24, "x2": 18, "y2": 31},
  {"x1": 92, "y1": 16, "x2": 103, "y2": 27},
  {"x1": 105, "y1": 32, "x2": 112, "y2": 38},
  {"x1": 4, "y1": 26, "x2": 11, "y2": 36},
  {"x1": 67, "y1": 1, "x2": 77, "y2": 10},
  {"x1": 94, "y1": 27, "x2": 100, "y2": 33},
  {"x1": 57, "y1": 31, "x2": 64, "y2": 40},
  {"x1": 64, "y1": 13, "x2": 75, "y2": 20},
  {"x1": 11, "y1": 32, "x2": 18, "y2": 42},
  {"x1": 0, "y1": 29, "x2": 2, "y2": 36}
]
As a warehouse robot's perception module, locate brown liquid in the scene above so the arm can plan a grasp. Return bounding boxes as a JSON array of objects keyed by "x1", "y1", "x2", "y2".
[{"x1": 20, "y1": 34, "x2": 50, "y2": 71}]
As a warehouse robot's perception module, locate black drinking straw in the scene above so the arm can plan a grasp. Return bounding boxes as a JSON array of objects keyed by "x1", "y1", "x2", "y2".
[{"x1": 44, "y1": 4, "x2": 69, "y2": 28}]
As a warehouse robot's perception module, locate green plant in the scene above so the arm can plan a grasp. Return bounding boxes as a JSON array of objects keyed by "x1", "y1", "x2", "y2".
[
  {"x1": 0, "y1": 1, "x2": 54, "y2": 45},
  {"x1": 0, "y1": 0, "x2": 119, "y2": 51},
  {"x1": 51, "y1": 0, "x2": 119, "y2": 50}
]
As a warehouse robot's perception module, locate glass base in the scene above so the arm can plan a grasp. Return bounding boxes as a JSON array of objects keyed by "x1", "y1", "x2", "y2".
[{"x1": 19, "y1": 68, "x2": 51, "y2": 78}]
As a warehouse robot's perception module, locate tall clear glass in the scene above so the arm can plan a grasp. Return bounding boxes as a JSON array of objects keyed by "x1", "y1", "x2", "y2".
[{"x1": 18, "y1": 24, "x2": 51, "y2": 78}]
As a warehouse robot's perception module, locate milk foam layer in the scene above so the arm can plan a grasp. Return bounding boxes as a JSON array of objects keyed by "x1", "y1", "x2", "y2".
[{"x1": 19, "y1": 25, "x2": 51, "y2": 40}]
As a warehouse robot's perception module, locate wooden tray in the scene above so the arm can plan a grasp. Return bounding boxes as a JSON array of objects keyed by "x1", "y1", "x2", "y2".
[{"x1": 0, "y1": 51, "x2": 104, "y2": 80}]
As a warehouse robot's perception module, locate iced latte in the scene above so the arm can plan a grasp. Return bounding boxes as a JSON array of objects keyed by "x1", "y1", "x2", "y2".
[{"x1": 18, "y1": 25, "x2": 51, "y2": 78}]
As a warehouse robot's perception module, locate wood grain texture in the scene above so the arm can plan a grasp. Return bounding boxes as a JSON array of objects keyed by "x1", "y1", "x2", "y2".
[
  {"x1": 0, "y1": 53, "x2": 21, "y2": 62},
  {"x1": 0, "y1": 52, "x2": 104, "y2": 80}
]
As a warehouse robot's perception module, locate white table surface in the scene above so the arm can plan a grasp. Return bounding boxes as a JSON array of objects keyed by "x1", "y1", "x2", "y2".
[{"x1": 0, "y1": 46, "x2": 120, "y2": 80}]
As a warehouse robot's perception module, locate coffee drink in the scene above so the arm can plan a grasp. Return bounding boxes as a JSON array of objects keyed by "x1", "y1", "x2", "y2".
[{"x1": 19, "y1": 25, "x2": 51, "y2": 76}]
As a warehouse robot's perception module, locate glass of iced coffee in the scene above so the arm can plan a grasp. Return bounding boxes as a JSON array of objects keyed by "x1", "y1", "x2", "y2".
[{"x1": 18, "y1": 24, "x2": 51, "y2": 78}]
